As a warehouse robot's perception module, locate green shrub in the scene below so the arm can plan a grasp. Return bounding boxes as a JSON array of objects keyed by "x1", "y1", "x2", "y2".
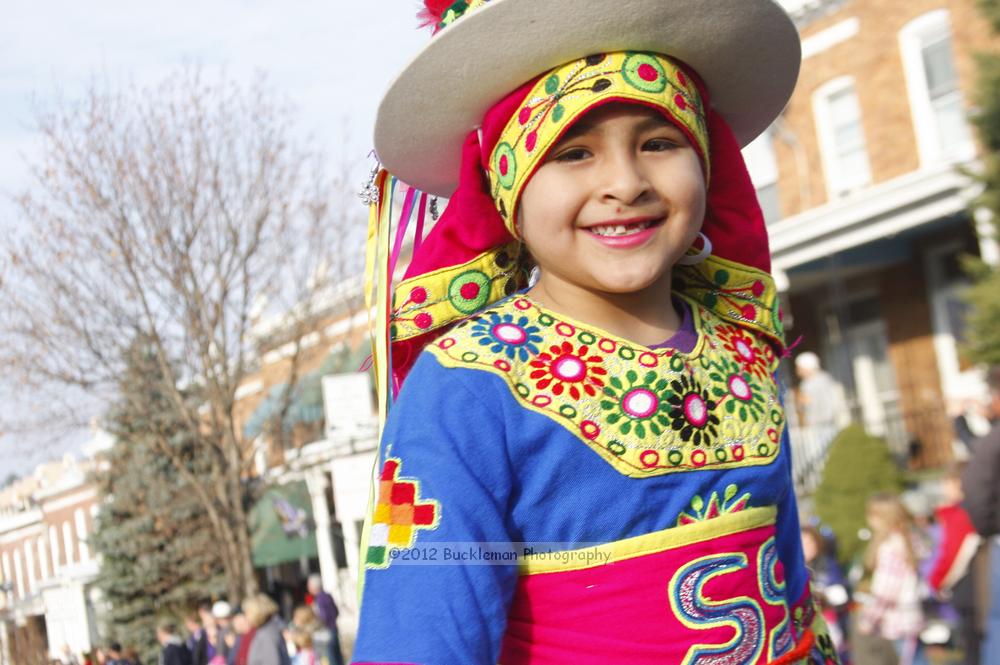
[{"x1": 813, "y1": 424, "x2": 904, "y2": 566}]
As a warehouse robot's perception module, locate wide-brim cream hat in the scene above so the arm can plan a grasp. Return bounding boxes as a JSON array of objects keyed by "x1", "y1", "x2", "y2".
[{"x1": 374, "y1": 0, "x2": 801, "y2": 197}]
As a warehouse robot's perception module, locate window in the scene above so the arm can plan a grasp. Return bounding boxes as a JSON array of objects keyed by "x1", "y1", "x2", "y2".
[
  {"x1": 49, "y1": 525, "x2": 61, "y2": 573},
  {"x1": 63, "y1": 521, "x2": 74, "y2": 566},
  {"x1": 1, "y1": 552, "x2": 10, "y2": 603},
  {"x1": 75, "y1": 508, "x2": 90, "y2": 561},
  {"x1": 813, "y1": 77, "x2": 872, "y2": 198},
  {"x1": 900, "y1": 10, "x2": 975, "y2": 165},
  {"x1": 13, "y1": 549, "x2": 24, "y2": 599},
  {"x1": 38, "y1": 537, "x2": 49, "y2": 581},
  {"x1": 24, "y1": 541, "x2": 35, "y2": 593},
  {"x1": 742, "y1": 129, "x2": 782, "y2": 224}
]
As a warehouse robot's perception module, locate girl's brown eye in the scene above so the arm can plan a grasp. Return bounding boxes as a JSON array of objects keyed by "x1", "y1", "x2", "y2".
[
  {"x1": 644, "y1": 138, "x2": 679, "y2": 152},
  {"x1": 554, "y1": 148, "x2": 590, "y2": 162}
]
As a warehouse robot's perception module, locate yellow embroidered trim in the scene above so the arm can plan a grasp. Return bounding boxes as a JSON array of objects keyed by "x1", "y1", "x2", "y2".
[
  {"x1": 489, "y1": 52, "x2": 709, "y2": 236},
  {"x1": 520, "y1": 506, "x2": 777, "y2": 575},
  {"x1": 428, "y1": 293, "x2": 785, "y2": 478},
  {"x1": 675, "y1": 255, "x2": 786, "y2": 345},
  {"x1": 390, "y1": 242, "x2": 523, "y2": 341},
  {"x1": 438, "y1": 0, "x2": 491, "y2": 29}
]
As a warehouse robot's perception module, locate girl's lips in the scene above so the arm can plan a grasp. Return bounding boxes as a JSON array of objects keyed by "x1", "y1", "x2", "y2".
[{"x1": 583, "y1": 218, "x2": 665, "y2": 249}]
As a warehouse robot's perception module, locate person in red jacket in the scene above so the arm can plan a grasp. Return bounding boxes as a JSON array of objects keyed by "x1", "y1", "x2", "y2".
[{"x1": 929, "y1": 466, "x2": 982, "y2": 665}]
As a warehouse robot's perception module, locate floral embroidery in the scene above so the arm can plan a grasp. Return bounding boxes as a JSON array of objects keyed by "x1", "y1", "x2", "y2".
[
  {"x1": 601, "y1": 370, "x2": 674, "y2": 439},
  {"x1": 366, "y1": 457, "x2": 440, "y2": 570},
  {"x1": 674, "y1": 254, "x2": 786, "y2": 346},
  {"x1": 708, "y1": 356, "x2": 768, "y2": 423},
  {"x1": 429, "y1": 293, "x2": 784, "y2": 477},
  {"x1": 716, "y1": 324, "x2": 774, "y2": 381},
  {"x1": 530, "y1": 341, "x2": 607, "y2": 399},
  {"x1": 666, "y1": 374, "x2": 720, "y2": 446},
  {"x1": 390, "y1": 242, "x2": 523, "y2": 342},
  {"x1": 470, "y1": 311, "x2": 543, "y2": 361},
  {"x1": 677, "y1": 484, "x2": 752, "y2": 526}
]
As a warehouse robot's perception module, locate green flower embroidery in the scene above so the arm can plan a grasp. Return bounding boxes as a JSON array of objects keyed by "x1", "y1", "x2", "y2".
[
  {"x1": 708, "y1": 357, "x2": 767, "y2": 422},
  {"x1": 600, "y1": 369, "x2": 672, "y2": 439}
]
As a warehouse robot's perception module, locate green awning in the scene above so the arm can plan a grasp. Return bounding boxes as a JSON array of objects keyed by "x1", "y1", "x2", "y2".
[{"x1": 249, "y1": 480, "x2": 318, "y2": 567}]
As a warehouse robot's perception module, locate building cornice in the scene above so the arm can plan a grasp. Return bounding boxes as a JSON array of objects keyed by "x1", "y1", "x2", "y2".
[
  {"x1": 770, "y1": 161, "x2": 980, "y2": 271},
  {"x1": 782, "y1": 0, "x2": 851, "y2": 29}
]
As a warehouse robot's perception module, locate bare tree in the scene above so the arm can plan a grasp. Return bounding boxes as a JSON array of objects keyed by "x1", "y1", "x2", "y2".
[{"x1": 0, "y1": 68, "x2": 362, "y2": 601}]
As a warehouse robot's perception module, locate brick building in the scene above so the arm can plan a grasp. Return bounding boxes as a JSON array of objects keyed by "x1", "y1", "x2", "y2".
[
  {"x1": 744, "y1": 0, "x2": 998, "y2": 471},
  {"x1": 0, "y1": 429, "x2": 110, "y2": 664}
]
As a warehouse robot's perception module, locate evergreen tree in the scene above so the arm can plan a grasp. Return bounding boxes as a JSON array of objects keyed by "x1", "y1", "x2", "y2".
[
  {"x1": 90, "y1": 338, "x2": 227, "y2": 662},
  {"x1": 813, "y1": 425, "x2": 904, "y2": 566},
  {"x1": 963, "y1": 0, "x2": 1000, "y2": 365}
]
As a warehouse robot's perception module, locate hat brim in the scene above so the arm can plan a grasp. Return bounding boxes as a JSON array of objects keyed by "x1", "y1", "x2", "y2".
[{"x1": 374, "y1": 0, "x2": 800, "y2": 197}]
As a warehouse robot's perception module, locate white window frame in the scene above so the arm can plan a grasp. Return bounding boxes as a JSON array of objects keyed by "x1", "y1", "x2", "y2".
[
  {"x1": 899, "y1": 10, "x2": 976, "y2": 167},
  {"x1": 62, "y1": 521, "x2": 74, "y2": 566},
  {"x1": 742, "y1": 127, "x2": 782, "y2": 223},
  {"x1": 49, "y1": 524, "x2": 61, "y2": 574},
  {"x1": 24, "y1": 540, "x2": 35, "y2": 594},
  {"x1": 1, "y1": 552, "x2": 10, "y2": 605},
  {"x1": 38, "y1": 536, "x2": 49, "y2": 581},
  {"x1": 74, "y1": 508, "x2": 90, "y2": 561},
  {"x1": 13, "y1": 549, "x2": 24, "y2": 599},
  {"x1": 813, "y1": 76, "x2": 872, "y2": 200}
]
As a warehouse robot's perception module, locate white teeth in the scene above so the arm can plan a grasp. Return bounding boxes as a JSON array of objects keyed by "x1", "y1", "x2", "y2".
[{"x1": 589, "y1": 220, "x2": 657, "y2": 237}]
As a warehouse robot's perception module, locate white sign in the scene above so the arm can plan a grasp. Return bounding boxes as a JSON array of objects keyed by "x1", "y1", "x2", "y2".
[{"x1": 322, "y1": 372, "x2": 375, "y2": 438}]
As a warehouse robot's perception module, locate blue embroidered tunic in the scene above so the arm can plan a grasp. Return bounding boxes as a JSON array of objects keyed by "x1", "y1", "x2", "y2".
[{"x1": 352, "y1": 289, "x2": 836, "y2": 665}]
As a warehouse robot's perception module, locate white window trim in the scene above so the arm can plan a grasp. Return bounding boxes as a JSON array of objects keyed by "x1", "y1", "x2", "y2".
[
  {"x1": 74, "y1": 508, "x2": 89, "y2": 562},
  {"x1": 38, "y1": 536, "x2": 49, "y2": 581},
  {"x1": 899, "y1": 9, "x2": 976, "y2": 167},
  {"x1": 812, "y1": 75, "x2": 872, "y2": 201},
  {"x1": 62, "y1": 521, "x2": 74, "y2": 566},
  {"x1": 49, "y1": 525, "x2": 61, "y2": 574},
  {"x1": 1, "y1": 552, "x2": 10, "y2": 605},
  {"x1": 13, "y1": 549, "x2": 23, "y2": 599}
]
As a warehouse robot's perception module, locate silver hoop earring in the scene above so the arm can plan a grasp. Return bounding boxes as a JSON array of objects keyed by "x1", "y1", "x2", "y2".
[
  {"x1": 528, "y1": 266, "x2": 542, "y2": 287},
  {"x1": 676, "y1": 232, "x2": 713, "y2": 266}
]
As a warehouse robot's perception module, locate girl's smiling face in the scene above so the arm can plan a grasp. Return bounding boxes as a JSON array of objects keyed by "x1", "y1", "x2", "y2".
[{"x1": 519, "y1": 102, "x2": 707, "y2": 296}]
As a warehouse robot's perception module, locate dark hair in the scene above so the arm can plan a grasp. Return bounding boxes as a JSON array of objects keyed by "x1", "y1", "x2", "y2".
[
  {"x1": 157, "y1": 620, "x2": 178, "y2": 634},
  {"x1": 198, "y1": 601, "x2": 213, "y2": 613},
  {"x1": 109, "y1": 643, "x2": 122, "y2": 653}
]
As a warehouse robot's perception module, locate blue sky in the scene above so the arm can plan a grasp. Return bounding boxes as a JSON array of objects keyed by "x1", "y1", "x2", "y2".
[
  {"x1": 0, "y1": 0, "x2": 427, "y2": 224},
  {"x1": 0, "y1": 1, "x2": 428, "y2": 476}
]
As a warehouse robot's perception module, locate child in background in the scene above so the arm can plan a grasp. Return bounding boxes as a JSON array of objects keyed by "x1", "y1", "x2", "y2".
[
  {"x1": 354, "y1": 0, "x2": 839, "y2": 663},
  {"x1": 802, "y1": 525, "x2": 850, "y2": 662},
  {"x1": 928, "y1": 467, "x2": 982, "y2": 665},
  {"x1": 857, "y1": 493, "x2": 927, "y2": 665},
  {"x1": 289, "y1": 630, "x2": 316, "y2": 665}
]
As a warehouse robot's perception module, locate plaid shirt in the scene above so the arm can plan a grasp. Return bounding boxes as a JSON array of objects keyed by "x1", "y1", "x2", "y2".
[{"x1": 860, "y1": 533, "x2": 924, "y2": 639}]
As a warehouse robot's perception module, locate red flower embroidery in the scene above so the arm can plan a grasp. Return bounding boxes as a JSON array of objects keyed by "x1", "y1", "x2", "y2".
[
  {"x1": 529, "y1": 341, "x2": 607, "y2": 399},
  {"x1": 716, "y1": 325, "x2": 772, "y2": 380}
]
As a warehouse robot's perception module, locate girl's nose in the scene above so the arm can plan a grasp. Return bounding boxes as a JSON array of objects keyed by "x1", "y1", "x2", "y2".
[{"x1": 598, "y1": 149, "x2": 652, "y2": 206}]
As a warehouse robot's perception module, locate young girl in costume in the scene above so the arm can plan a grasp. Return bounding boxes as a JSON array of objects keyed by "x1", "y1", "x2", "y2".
[{"x1": 354, "y1": 1, "x2": 839, "y2": 663}]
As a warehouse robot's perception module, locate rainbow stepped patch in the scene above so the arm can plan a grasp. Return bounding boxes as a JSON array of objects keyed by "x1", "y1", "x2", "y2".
[{"x1": 366, "y1": 457, "x2": 441, "y2": 569}]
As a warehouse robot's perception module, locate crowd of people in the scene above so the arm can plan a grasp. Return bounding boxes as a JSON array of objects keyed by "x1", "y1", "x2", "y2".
[
  {"x1": 804, "y1": 366, "x2": 1000, "y2": 665},
  {"x1": 53, "y1": 575, "x2": 344, "y2": 665}
]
